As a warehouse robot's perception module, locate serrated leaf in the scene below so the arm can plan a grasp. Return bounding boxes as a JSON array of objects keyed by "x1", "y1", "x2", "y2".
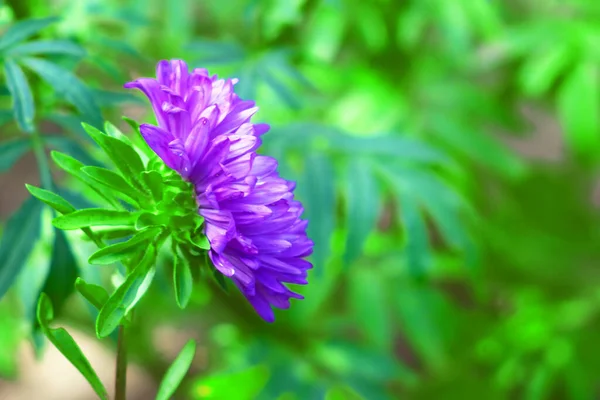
[
  {"x1": 26, "y1": 184, "x2": 76, "y2": 214},
  {"x1": 81, "y1": 166, "x2": 142, "y2": 205},
  {"x1": 558, "y1": 62, "x2": 600, "y2": 158},
  {"x1": 193, "y1": 365, "x2": 269, "y2": 400},
  {"x1": 82, "y1": 123, "x2": 145, "y2": 188},
  {"x1": 53, "y1": 209, "x2": 136, "y2": 230},
  {"x1": 5, "y1": 39, "x2": 86, "y2": 57},
  {"x1": 300, "y1": 153, "x2": 335, "y2": 271},
  {"x1": 20, "y1": 57, "x2": 103, "y2": 128},
  {"x1": 36, "y1": 293, "x2": 108, "y2": 400},
  {"x1": 344, "y1": 158, "x2": 379, "y2": 264},
  {"x1": 0, "y1": 197, "x2": 43, "y2": 300},
  {"x1": 0, "y1": 138, "x2": 31, "y2": 171},
  {"x1": 75, "y1": 278, "x2": 109, "y2": 310},
  {"x1": 156, "y1": 340, "x2": 196, "y2": 400},
  {"x1": 173, "y1": 248, "x2": 193, "y2": 309},
  {"x1": 88, "y1": 227, "x2": 162, "y2": 265},
  {"x1": 0, "y1": 17, "x2": 58, "y2": 52},
  {"x1": 96, "y1": 248, "x2": 156, "y2": 338},
  {"x1": 41, "y1": 229, "x2": 78, "y2": 314},
  {"x1": 4, "y1": 58, "x2": 35, "y2": 133}
]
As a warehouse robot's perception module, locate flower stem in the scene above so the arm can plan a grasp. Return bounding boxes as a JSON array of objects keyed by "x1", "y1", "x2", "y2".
[{"x1": 115, "y1": 324, "x2": 128, "y2": 400}]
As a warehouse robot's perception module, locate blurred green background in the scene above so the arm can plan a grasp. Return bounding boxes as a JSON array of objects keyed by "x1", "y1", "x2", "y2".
[{"x1": 1, "y1": 0, "x2": 600, "y2": 399}]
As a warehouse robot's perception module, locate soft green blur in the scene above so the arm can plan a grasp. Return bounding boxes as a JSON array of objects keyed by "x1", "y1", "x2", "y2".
[{"x1": 1, "y1": 0, "x2": 600, "y2": 399}]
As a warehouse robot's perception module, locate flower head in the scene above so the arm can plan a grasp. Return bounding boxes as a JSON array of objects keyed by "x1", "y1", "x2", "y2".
[{"x1": 125, "y1": 60, "x2": 313, "y2": 322}]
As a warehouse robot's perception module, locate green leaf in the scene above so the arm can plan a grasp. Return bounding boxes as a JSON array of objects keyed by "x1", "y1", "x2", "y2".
[
  {"x1": 344, "y1": 159, "x2": 379, "y2": 264},
  {"x1": 20, "y1": 57, "x2": 103, "y2": 128},
  {"x1": 82, "y1": 123, "x2": 145, "y2": 188},
  {"x1": 5, "y1": 40, "x2": 86, "y2": 57},
  {"x1": 558, "y1": 62, "x2": 600, "y2": 158},
  {"x1": 156, "y1": 340, "x2": 196, "y2": 400},
  {"x1": 36, "y1": 293, "x2": 108, "y2": 400},
  {"x1": 0, "y1": 197, "x2": 43, "y2": 299},
  {"x1": 96, "y1": 248, "x2": 156, "y2": 338},
  {"x1": 81, "y1": 166, "x2": 142, "y2": 204},
  {"x1": 399, "y1": 194, "x2": 431, "y2": 276},
  {"x1": 300, "y1": 153, "x2": 335, "y2": 271},
  {"x1": 41, "y1": 229, "x2": 79, "y2": 314},
  {"x1": 88, "y1": 227, "x2": 163, "y2": 265},
  {"x1": 173, "y1": 248, "x2": 193, "y2": 309},
  {"x1": 0, "y1": 138, "x2": 31, "y2": 171},
  {"x1": 141, "y1": 170, "x2": 164, "y2": 201},
  {"x1": 4, "y1": 58, "x2": 35, "y2": 132},
  {"x1": 51, "y1": 150, "x2": 85, "y2": 177},
  {"x1": 53, "y1": 209, "x2": 136, "y2": 230},
  {"x1": 192, "y1": 365, "x2": 269, "y2": 400},
  {"x1": 0, "y1": 17, "x2": 59, "y2": 52},
  {"x1": 519, "y1": 45, "x2": 572, "y2": 96},
  {"x1": 75, "y1": 278, "x2": 109, "y2": 310},
  {"x1": 26, "y1": 184, "x2": 76, "y2": 214}
]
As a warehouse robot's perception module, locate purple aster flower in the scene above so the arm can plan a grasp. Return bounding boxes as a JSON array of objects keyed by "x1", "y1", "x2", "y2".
[{"x1": 124, "y1": 60, "x2": 313, "y2": 322}]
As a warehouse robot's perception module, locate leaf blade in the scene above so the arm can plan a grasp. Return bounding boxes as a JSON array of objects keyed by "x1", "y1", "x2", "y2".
[
  {"x1": 156, "y1": 340, "x2": 196, "y2": 400},
  {"x1": 4, "y1": 58, "x2": 35, "y2": 133}
]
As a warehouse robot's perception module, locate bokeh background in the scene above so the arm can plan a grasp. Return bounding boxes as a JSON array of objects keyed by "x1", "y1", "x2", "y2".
[{"x1": 1, "y1": 0, "x2": 600, "y2": 399}]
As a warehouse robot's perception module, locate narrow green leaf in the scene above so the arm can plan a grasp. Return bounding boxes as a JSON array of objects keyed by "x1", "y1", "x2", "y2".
[
  {"x1": 4, "y1": 58, "x2": 35, "y2": 132},
  {"x1": 20, "y1": 57, "x2": 103, "y2": 128},
  {"x1": 26, "y1": 184, "x2": 76, "y2": 215},
  {"x1": 36, "y1": 293, "x2": 108, "y2": 400},
  {"x1": 81, "y1": 166, "x2": 142, "y2": 204},
  {"x1": 558, "y1": 62, "x2": 600, "y2": 158},
  {"x1": 0, "y1": 197, "x2": 43, "y2": 299},
  {"x1": 82, "y1": 123, "x2": 145, "y2": 187},
  {"x1": 96, "y1": 248, "x2": 156, "y2": 338},
  {"x1": 5, "y1": 39, "x2": 86, "y2": 57},
  {"x1": 156, "y1": 340, "x2": 196, "y2": 400},
  {"x1": 75, "y1": 278, "x2": 109, "y2": 310},
  {"x1": 519, "y1": 45, "x2": 572, "y2": 96},
  {"x1": 0, "y1": 138, "x2": 31, "y2": 171},
  {"x1": 41, "y1": 229, "x2": 79, "y2": 314},
  {"x1": 300, "y1": 153, "x2": 335, "y2": 271},
  {"x1": 0, "y1": 17, "x2": 59, "y2": 52},
  {"x1": 51, "y1": 150, "x2": 85, "y2": 177},
  {"x1": 173, "y1": 248, "x2": 193, "y2": 309},
  {"x1": 344, "y1": 159, "x2": 379, "y2": 264},
  {"x1": 399, "y1": 194, "x2": 431, "y2": 277},
  {"x1": 88, "y1": 227, "x2": 163, "y2": 265},
  {"x1": 53, "y1": 209, "x2": 136, "y2": 230},
  {"x1": 141, "y1": 170, "x2": 164, "y2": 201}
]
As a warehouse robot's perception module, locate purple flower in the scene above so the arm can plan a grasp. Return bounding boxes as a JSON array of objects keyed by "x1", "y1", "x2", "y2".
[{"x1": 125, "y1": 60, "x2": 313, "y2": 322}]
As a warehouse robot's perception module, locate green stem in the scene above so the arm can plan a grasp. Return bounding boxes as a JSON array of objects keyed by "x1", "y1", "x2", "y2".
[
  {"x1": 31, "y1": 132, "x2": 53, "y2": 190},
  {"x1": 115, "y1": 324, "x2": 128, "y2": 400}
]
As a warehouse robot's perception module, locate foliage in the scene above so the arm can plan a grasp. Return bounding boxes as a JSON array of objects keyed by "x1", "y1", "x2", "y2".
[{"x1": 0, "y1": 0, "x2": 599, "y2": 399}]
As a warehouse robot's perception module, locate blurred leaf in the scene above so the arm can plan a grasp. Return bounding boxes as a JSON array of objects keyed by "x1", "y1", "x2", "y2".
[
  {"x1": 192, "y1": 365, "x2": 269, "y2": 400},
  {"x1": 325, "y1": 385, "x2": 364, "y2": 400},
  {"x1": 0, "y1": 196, "x2": 43, "y2": 300},
  {"x1": 0, "y1": 138, "x2": 31, "y2": 171},
  {"x1": 156, "y1": 339, "x2": 196, "y2": 400},
  {"x1": 53, "y1": 209, "x2": 136, "y2": 230},
  {"x1": 41, "y1": 229, "x2": 78, "y2": 314},
  {"x1": 4, "y1": 58, "x2": 35, "y2": 133},
  {"x1": 5, "y1": 39, "x2": 86, "y2": 57},
  {"x1": 187, "y1": 40, "x2": 246, "y2": 65},
  {"x1": 300, "y1": 153, "x2": 335, "y2": 271},
  {"x1": 525, "y1": 366, "x2": 552, "y2": 400},
  {"x1": 91, "y1": 89, "x2": 145, "y2": 106},
  {"x1": 88, "y1": 226, "x2": 162, "y2": 265},
  {"x1": 75, "y1": 277, "x2": 109, "y2": 310},
  {"x1": 44, "y1": 135, "x2": 99, "y2": 167},
  {"x1": 36, "y1": 293, "x2": 108, "y2": 400},
  {"x1": 21, "y1": 57, "x2": 103, "y2": 128},
  {"x1": 0, "y1": 17, "x2": 58, "y2": 52},
  {"x1": 558, "y1": 62, "x2": 600, "y2": 159},
  {"x1": 344, "y1": 158, "x2": 380, "y2": 263},
  {"x1": 173, "y1": 247, "x2": 193, "y2": 309},
  {"x1": 96, "y1": 247, "x2": 156, "y2": 338},
  {"x1": 348, "y1": 268, "x2": 391, "y2": 350},
  {"x1": 399, "y1": 194, "x2": 431, "y2": 276},
  {"x1": 519, "y1": 45, "x2": 572, "y2": 96},
  {"x1": 303, "y1": 3, "x2": 345, "y2": 62}
]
